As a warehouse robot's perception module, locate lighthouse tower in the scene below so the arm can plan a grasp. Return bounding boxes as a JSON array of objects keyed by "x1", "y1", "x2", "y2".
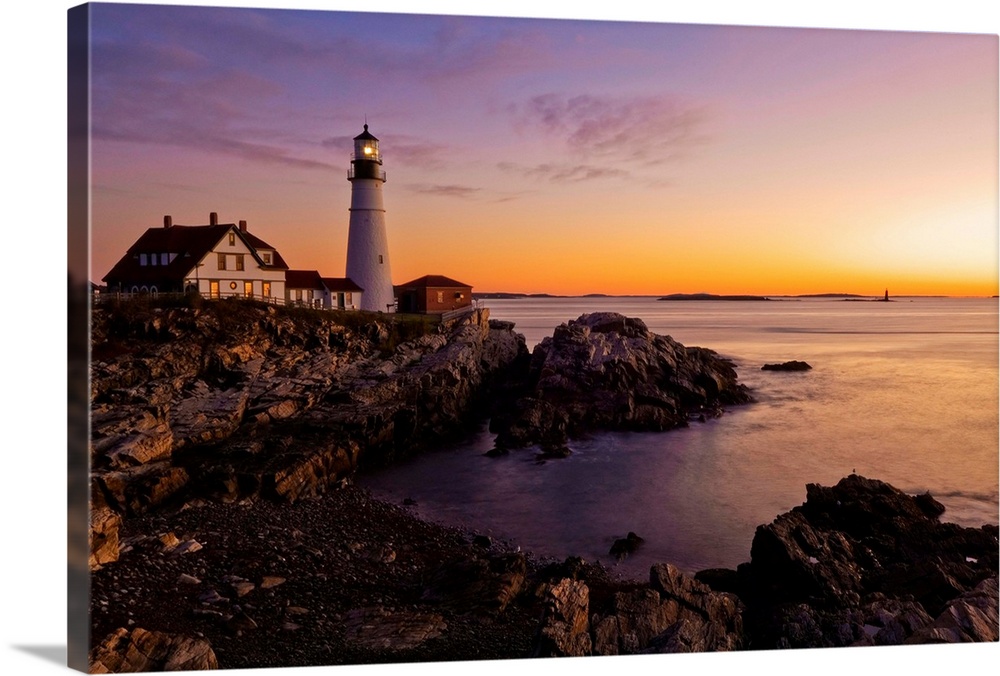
[{"x1": 346, "y1": 123, "x2": 394, "y2": 312}]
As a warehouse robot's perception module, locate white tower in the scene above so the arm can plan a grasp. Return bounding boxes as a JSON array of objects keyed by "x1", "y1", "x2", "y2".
[{"x1": 346, "y1": 123, "x2": 394, "y2": 312}]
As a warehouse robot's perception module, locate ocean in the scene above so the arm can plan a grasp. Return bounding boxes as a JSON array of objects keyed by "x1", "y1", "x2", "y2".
[{"x1": 361, "y1": 296, "x2": 999, "y2": 579}]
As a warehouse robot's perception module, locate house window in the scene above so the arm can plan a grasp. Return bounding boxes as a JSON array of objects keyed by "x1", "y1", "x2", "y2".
[
  {"x1": 235, "y1": 254, "x2": 245, "y2": 271},
  {"x1": 345, "y1": 292, "x2": 352, "y2": 304},
  {"x1": 161, "y1": 253, "x2": 169, "y2": 265},
  {"x1": 218, "y1": 253, "x2": 227, "y2": 270},
  {"x1": 262, "y1": 252, "x2": 271, "y2": 265},
  {"x1": 139, "y1": 254, "x2": 148, "y2": 266},
  {"x1": 229, "y1": 233, "x2": 236, "y2": 246},
  {"x1": 295, "y1": 289, "x2": 302, "y2": 301},
  {"x1": 244, "y1": 281, "x2": 253, "y2": 297},
  {"x1": 210, "y1": 281, "x2": 219, "y2": 298},
  {"x1": 262, "y1": 282, "x2": 271, "y2": 298},
  {"x1": 437, "y1": 291, "x2": 444, "y2": 303}
]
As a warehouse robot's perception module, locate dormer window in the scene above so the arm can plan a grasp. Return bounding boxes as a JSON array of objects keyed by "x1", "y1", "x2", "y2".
[{"x1": 262, "y1": 252, "x2": 271, "y2": 265}]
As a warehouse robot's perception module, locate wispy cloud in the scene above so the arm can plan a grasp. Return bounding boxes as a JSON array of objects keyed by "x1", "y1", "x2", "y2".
[
  {"x1": 405, "y1": 184, "x2": 483, "y2": 199},
  {"x1": 510, "y1": 93, "x2": 709, "y2": 166},
  {"x1": 497, "y1": 161, "x2": 630, "y2": 183}
]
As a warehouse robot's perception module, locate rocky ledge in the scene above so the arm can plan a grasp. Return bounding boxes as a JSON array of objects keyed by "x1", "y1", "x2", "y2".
[
  {"x1": 489, "y1": 312, "x2": 753, "y2": 451},
  {"x1": 88, "y1": 300, "x2": 527, "y2": 569}
]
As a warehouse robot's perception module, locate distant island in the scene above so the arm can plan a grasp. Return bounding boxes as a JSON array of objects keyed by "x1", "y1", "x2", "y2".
[
  {"x1": 473, "y1": 292, "x2": 568, "y2": 299},
  {"x1": 658, "y1": 293, "x2": 771, "y2": 302}
]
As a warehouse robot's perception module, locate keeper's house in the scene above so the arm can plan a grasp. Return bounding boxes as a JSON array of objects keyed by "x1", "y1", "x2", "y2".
[
  {"x1": 102, "y1": 213, "x2": 288, "y2": 301},
  {"x1": 285, "y1": 270, "x2": 363, "y2": 310},
  {"x1": 394, "y1": 275, "x2": 473, "y2": 314}
]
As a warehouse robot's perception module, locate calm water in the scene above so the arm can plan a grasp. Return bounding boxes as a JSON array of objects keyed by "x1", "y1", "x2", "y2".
[{"x1": 361, "y1": 297, "x2": 999, "y2": 579}]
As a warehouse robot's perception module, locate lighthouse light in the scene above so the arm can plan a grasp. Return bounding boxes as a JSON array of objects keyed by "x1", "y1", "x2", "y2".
[{"x1": 363, "y1": 146, "x2": 373, "y2": 155}]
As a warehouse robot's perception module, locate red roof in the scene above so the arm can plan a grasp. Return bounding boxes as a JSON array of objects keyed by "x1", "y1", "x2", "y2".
[
  {"x1": 321, "y1": 277, "x2": 363, "y2": 292},
  {"x1": 102, "y1": 223, "x2": 287, "y2": 285},
  {"x1": 395, "y1": 274, "x2": 472, "y2": 289},
  {"x1": 285, "y1": 270, "x2": 326, "y2": 290}
]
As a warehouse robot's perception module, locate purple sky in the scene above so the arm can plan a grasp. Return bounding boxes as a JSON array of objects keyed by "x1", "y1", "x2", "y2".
[{"x1": 85, "y1": 2, "x2": 997, "y2": 295}]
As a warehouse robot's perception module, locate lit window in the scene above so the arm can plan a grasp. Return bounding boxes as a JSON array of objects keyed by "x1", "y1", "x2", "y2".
[
  {"x1": 229, "y1": 233, "x2": 235, "y2": 246},
  {"x1": 139, "y1": 254, "x2": 148, "y2": 266},
  {"x1": 218, "y1": 253, "x2": 227, "y2": 270},
  {"x1": 263, "y1": 282, "x2": 271, "y2": 298},
  {"x1": 437, "y1": 291, "x2": 444, "y2": 303},
  {"x1": 262, "y1": 252, "x2": 271, "y2": 264},
  {"x1": 235, "y1": 255, "x2": 245, "y2": 271}
]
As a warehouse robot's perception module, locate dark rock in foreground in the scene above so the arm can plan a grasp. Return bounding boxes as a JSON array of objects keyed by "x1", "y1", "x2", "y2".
[
  {"x1": 89, "y1": 472, "x2": 998, "y2": 670},
  {"x1": 761, "y1": 360, "x2": 812, "y2": 371},
  {"x1": 714, "y1": 474, "x2": 999, "y2": 649},
  {"x1": 490, "y1": 313, "x2": 753, "y2": 449},
  {"x1": 531, "y1": 475, "x2": 997, "y2": 657}
]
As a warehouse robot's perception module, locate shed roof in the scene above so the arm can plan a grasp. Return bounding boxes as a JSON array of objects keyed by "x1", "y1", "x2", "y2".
[
  {"x1": 395, "y1": 274, "x2": 472, "y2": 289},
  {"x1": 285, "y1": 269, "x2": 326, "y2": 290}
]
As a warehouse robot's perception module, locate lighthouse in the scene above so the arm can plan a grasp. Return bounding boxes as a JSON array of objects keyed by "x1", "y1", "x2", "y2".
[{"x1": 345, "y1": 123, "x2": 394, "y2": 312}]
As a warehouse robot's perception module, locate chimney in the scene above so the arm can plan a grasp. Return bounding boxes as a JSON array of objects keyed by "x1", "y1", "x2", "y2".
[
  {"x1": 210, "y1": 212, "x2": 218, "y2": 225},
  {"x1": 239, "y1": 220, "x2": 247, "y2": 232},
  {"x1": 163, "y1": 215, "x2": 172, "y2": 228}
]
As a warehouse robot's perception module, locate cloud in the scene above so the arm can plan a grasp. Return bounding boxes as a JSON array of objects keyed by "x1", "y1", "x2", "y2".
[
  {"x1": 406, "y1": 184, "x2": 483, "y2": 199},
  {"x1": 510, "y1": 93, "x2": 708, "y2": 166},
  {"x1": 497, "y1": 161, "x2": 630, "y2": 184}
]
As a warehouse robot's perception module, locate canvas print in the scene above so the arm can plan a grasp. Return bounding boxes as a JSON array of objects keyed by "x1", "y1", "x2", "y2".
[{"x1": 68, "y1": 2, "x2": 999, "y2": 673}]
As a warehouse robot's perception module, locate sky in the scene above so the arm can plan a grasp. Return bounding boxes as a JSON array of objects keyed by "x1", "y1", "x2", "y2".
[{"x1": 85, "y1": 2, "x2": 998, "y2": 297}]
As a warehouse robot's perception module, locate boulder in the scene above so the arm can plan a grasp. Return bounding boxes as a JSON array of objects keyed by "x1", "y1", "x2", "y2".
[
  {"x1": 89, "y1": 627, "x2": 218, "y2": 672},
  {"x1": 490, "y1": 313, "x2": 751, "y2": 449},
  {"x1": 533, "y1": 578, "x2": 592, "y2": 657},
  {"x1": 761, "y1": 361, "x2": 811, "y2": 371},
  {"x1": 736, "y1": 475, "x2": 999, "y2": 649}
]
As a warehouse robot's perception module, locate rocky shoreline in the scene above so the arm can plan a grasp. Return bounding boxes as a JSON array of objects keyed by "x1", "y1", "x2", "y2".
[
  {"x1": 89, "y1": 474, "x2": 999, "y2": 670},
  {"x1": 86, "y1": 302, "x2": 998, "y2": 670}
]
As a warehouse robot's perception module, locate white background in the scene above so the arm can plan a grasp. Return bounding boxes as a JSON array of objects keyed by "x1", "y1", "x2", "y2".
[{"x1": 2, "y1": 1, "x2": 998, "y2": 675}]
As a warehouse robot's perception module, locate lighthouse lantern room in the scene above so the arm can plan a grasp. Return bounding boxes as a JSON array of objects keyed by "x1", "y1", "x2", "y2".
[{"x1": 345, "y1": 123, "x2": 394, "y2": 312}]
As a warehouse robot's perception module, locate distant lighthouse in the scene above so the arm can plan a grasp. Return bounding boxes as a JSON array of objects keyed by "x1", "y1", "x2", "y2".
[{"x1": 346, "y1": 123, "x2": 394, "y2": 312}]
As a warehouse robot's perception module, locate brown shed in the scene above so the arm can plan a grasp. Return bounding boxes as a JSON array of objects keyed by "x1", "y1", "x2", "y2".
[{"x1": 394, "y1": 274, "x2": 473, "y2": 314}]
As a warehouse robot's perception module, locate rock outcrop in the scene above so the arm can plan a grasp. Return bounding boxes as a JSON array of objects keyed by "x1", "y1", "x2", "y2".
[
  {"x1": 90, "y1": 627, "x2": 218, "y2": 672},
  {"x1": 702, "y1": 474, "x2": 999, "y2": 649},
  {"x1": 489, "y1": 313, "x2": 752, "y2": 450},
  {"x1": 89, "y1": 300, "x2": 528, "y2": 566},
  {"x1": 533, "y1": 563, "x2": 743, "y2": 657},
  {"x1": 761, "y1": 360, "x2": 811, "y2": 371}
]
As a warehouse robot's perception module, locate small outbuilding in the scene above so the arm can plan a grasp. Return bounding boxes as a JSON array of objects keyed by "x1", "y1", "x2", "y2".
[{"x1": 394, "y1": 274, "x2": 473, "y2": 314}]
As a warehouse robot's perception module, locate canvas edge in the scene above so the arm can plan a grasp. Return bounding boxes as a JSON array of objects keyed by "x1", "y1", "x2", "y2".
[{"x1": 68, "y1": 3, "x2": 92, "y2": 672}]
